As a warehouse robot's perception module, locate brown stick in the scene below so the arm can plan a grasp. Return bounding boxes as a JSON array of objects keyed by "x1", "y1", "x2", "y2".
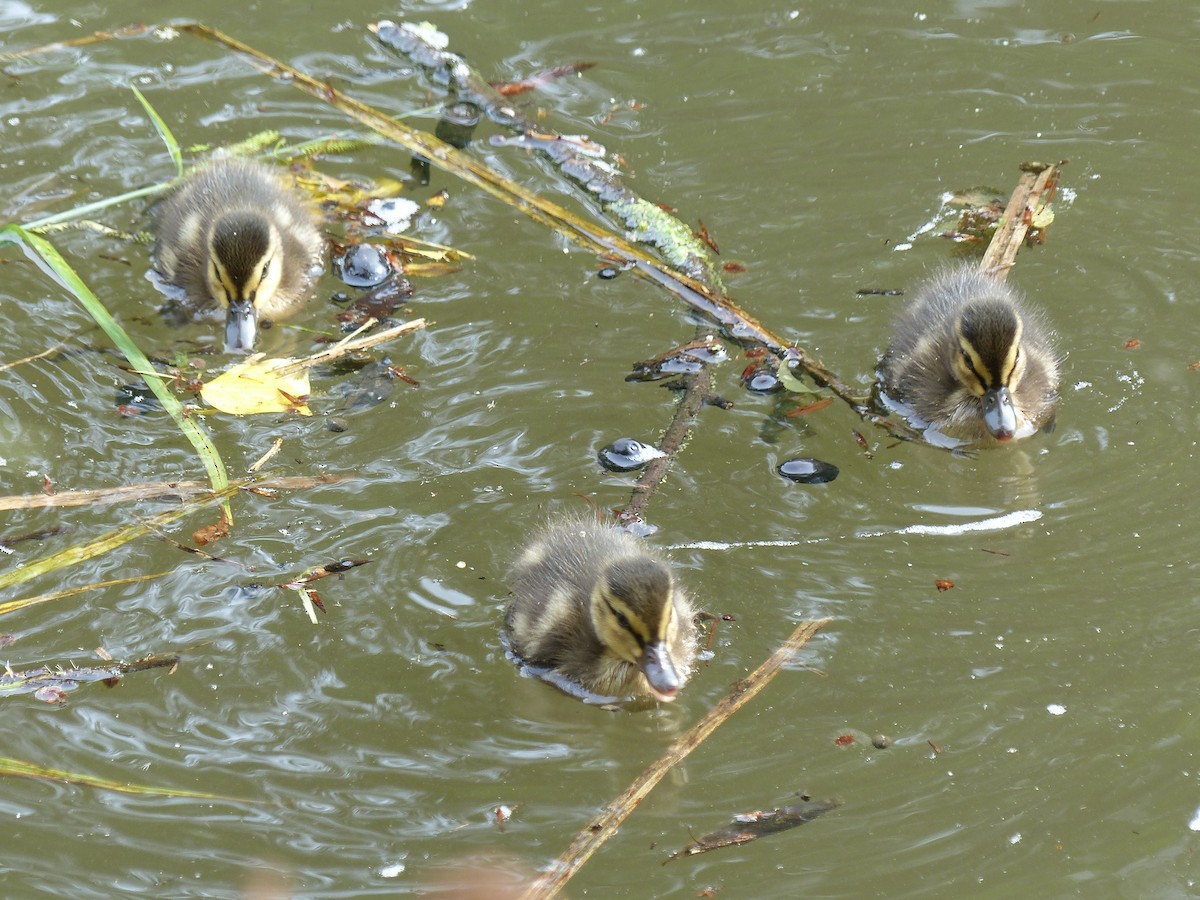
[
  {"x1": 518, "y1": 617, "x2": 831, "y2": 900},
  {"x1": 620, "y1": 364, "x2": 713, "y2": 523},
  {"x1": 0, "y1": 475, "x2": 348, "y2": 512},
  {"x1": 979, "y1": 162, "x2": 1062, "y2": 280},
  {"x1": 271, "y1": 317, "x2": 427, "y2": 377},
  {"x1": 0, "y1": 23, "x2": 150, "y2": 62}
]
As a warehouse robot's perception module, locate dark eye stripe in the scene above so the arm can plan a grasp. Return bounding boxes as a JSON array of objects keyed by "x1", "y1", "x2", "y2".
[{"x1": 604, "y1": 599, "x2": 644, "y2": 647}]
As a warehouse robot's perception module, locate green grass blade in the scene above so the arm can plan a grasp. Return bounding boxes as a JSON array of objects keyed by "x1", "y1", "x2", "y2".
[
  {"x1": 221, "y1": 129, "x2": 282, "y2": 158},
  {"x1": 130, "y1": 83, "x2": 182, "y2": 177},
  {"x1": 0, "y1": 571, "x2": 175, "y2": 617},
  {"x1": 0, "y1": 755, "x2": 258, "y2": 803},
  {"x1": 21, "y1": 182, "x2": 169, "y2": 232},
  {"x1": 0, "y1": 225, "x2": 230, "y2": 517},
  {"x1": 0, "y1": 484, "x2": 240, "y2": 594}
]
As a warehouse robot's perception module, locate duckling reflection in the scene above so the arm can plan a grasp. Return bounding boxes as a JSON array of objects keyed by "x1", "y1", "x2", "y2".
[
  {"x1": 505, "y1": 517, "x2": 697, "y2": 706},
  {"x1": 879, "y1": 265, "x2": 1060, "y2": 447},
  {"x1": 153, "y1": 158, "x2": 325, "y2": 352}
]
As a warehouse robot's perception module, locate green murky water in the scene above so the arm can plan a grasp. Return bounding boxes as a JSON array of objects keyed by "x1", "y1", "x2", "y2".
[{"x1": 2, "y1": 1, "x2": 1199, "y2": 896}]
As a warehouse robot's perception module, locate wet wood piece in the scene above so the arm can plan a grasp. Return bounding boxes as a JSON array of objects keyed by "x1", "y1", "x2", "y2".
[
  {"x1": 621, "y1": 361, "x2": 713, "y2": 523},
  {"x1": 0, "y1": 652, "x2": 179, "y2": 704},
  {"x1": 979, "y1": 161, "x2": 1062, "y2": 280},
  {"x1": 371, "y1": 20, "x2": 725, "y2": 291},
  {"x1": 665, "y1": 793, "x2": 840, "y2": 862},
  {"x1": 625, "y1": 336, "x2": 726, "y2": 383}
]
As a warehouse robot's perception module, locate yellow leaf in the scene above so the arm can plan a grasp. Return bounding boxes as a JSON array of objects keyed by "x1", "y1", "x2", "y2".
[
  {"x1": 200, "y1": 356, "x2": 313, "y2": 416},
  {"x1": 1030, "y1": 203, "x2": 1055, "y2": 229}
]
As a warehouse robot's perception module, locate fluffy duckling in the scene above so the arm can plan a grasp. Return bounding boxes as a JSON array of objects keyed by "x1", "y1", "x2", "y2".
[
  {"x1": 153, "y1": 158, "x2": 325, "y2": 352},
  {"x1": 879, "y1": 265, "x2": 1060, "y2": 446},
  {"x1": 505, "y1": 517, "x2": 697, "y2": 705}
]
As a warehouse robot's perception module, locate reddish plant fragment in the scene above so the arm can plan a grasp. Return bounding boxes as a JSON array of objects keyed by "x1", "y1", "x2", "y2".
[
  {"x1": 303, "y1": 588, "x2": 326, "y2": 613},
  {"x1": 935, "y1": 579, "x2": 954, "y2": 592},
  {"x1": 277, "y1": 389, "x2": 310, "y2": 410},
  {"x1": 695, "y1": 220, "x2": 720, "y2": 254},
  {"x1": 34, "y1": 686, "x2": 69, "y2": 704},
  {"x1": 784, "y1": 397, "x2": 835, "y2": 418},
  {"x1": 491, "y1": 61, "x2": 596, "y2": 97},
  {"x1": 494, "y1": 805, "x2": 514, "y2": 831},
  {"x1": 193, "y1": 510, "x2": 231, "y2": 547},
  {"x1": 834, "y1": 734, "x2": 855, "y2": 747},
  {"x1": 281, "y1": 559, "x2": 372, "y2": 589}
]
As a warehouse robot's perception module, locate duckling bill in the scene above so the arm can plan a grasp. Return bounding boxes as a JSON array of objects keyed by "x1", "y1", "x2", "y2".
[
  {"x1": 153, "y1": 158, "x2": 325, "y2": 352},
  {"x1": 505, "y1": 517, "x2": 698, "y2": 705},
  {"x1": 879, "y1": 266, "x2": 1060, "y2": 446}
]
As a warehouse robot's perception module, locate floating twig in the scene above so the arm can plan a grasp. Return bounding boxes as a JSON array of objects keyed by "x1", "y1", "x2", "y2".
[
  {"x1": 979, "y1": 161, "x2": 1063, "y2": 279},
  {"x1": 271, "y1": 317, "x2": 426, "y2": 377},
  {"x1": 0, "y1": 652, "x2": 179, "y2": 703},
  {"x1": 664, "y1": 792, "x2": 840, "y2": 862},
  {"x1": 0, "y1": 474, "x2": 348, "y2": 512}
]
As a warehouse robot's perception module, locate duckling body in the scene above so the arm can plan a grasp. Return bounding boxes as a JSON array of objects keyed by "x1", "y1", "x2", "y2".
[
  {"x1": 505, "y1": 517, "x2": 697, "y2": 705},
  {"x1": 879, "y1": 266, "x2": 1059, "y2": 446},
  {"x1": 153, "y1": 158, "x2": 325, "y2": 352}
]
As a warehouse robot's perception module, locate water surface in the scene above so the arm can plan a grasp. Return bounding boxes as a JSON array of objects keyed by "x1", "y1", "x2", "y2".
[{"x1": 2, "y1": 0, "x2": 1199, "y2": 896}]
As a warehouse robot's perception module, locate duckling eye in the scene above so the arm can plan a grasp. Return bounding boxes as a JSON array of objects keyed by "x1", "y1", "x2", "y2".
[
  {"x1": 613, "y1": 609, "x2": 632, "y2": 633},
  {"x1": 260, "y1": 261, "x2": 271, "y2": 282}
]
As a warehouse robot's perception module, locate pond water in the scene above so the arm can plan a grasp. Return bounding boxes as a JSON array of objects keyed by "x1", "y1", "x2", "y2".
[{"x1": 3, "y1": 0, "x2": 1200, "y2": 896}]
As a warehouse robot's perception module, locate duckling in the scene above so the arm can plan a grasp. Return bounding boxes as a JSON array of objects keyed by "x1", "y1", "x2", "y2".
[
  {"x1": 153, "y1": 158, "x2": 325, "y2": 352},
  {"x1": 879, "y1": 265, "x2": 1060, "y2": 446},
  {"x1": 505, "y1": 517, "x2": 697, "y2": 705}
]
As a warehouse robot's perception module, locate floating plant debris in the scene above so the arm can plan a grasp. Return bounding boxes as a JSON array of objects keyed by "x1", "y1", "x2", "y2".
[
  {"x1": 666, "y1": 793, "x2": 840, "y2": 862},
  {"x1": 776, "y1": 347, "x2": 820, "y2": 394},
  {"x1": 0, "y1": 652, "x2": 180, "y2": 704},
  {"x1": 365, "y1": 197, "x2": 422, "y2": 234},
  {"x1": 327, "y1": 360, "x2": 406, "y2": 409},
  {"x1": 115, "y1": 384, "x2": 162, "y2": 413},
  {"x1": 334, "y1": 243, "x2": 393, "y2": 288},
  {"x1": 784, "y1": 397, "x2": 834, "y2": 418},
  {"x1": 598, "y1": 438, "x2": 666, "y2": 472},
  {"x1": 200, "y1": 357, "x2": 312, "y2": 416},
  {"x1": 627, "y1": 336, "x2": 726, "y2": 382},
  {"x1": 740, "y1": 365, "x2": 783, "y2": 394},
  {"x1": 341, "y1": 277, "x2": 415, "y2": 326},
  {"x1": 778, "y1": 457, "x2": 839, "y2": 484}
]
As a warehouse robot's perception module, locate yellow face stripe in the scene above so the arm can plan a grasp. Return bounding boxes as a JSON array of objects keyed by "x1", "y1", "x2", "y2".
[
  {"x1": 953, "y1": 312, "x2": 1024, "y2": 394},
  {"x1": 205, "y1": 231, "x2": 282, "y2": 308}
]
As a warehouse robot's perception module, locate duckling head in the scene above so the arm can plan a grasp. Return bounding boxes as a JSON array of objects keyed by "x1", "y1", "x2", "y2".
[
  {"x1": 590, "y1": 556, "x2": 683, "y2": 702},
  {"x1": 205, "y1": 211, "x2": 284, "y2": 352},
  {"x1": 952, "y1": 299, "x2": 1027, "y2": 441}
]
